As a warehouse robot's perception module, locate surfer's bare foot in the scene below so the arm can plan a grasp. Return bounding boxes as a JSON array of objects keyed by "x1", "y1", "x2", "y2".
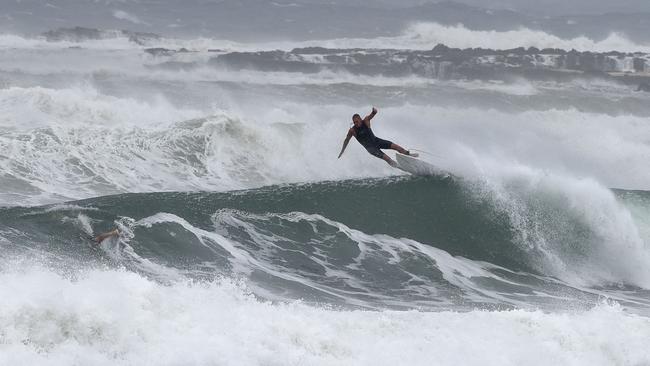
[
  {"x1": 390, "y1": 143, "x2": 416, "y2": 157},
  {"x1": 94, "y1": 228, "x2": 119, "y2": 243}
]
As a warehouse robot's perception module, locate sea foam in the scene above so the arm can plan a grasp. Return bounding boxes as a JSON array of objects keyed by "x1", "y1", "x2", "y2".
[{"x1": 0, "y1": 265, "x2": 648, "y2": 366}]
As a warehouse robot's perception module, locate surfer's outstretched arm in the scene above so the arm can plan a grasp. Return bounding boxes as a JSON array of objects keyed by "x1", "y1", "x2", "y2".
[
  {"x1": 363, "y1": 107, "x2": 377, "y2": 125},
  {"x1": 338, "y1": 129, "x2": 354, "y2": 158}
]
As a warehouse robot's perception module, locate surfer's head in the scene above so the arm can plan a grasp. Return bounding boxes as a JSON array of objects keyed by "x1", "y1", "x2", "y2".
[{"x1": 352, "y1": 113, "x2": 362, "y2": 126}]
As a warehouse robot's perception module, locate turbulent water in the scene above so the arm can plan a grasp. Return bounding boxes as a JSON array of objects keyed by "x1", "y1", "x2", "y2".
[{"x1": 3, "y1": 2, "x2": 650, "y2": 364}]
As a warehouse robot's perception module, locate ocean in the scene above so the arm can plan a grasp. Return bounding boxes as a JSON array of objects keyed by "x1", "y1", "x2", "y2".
[{"x1": 2, "y1": 1, "x2": 650, "y2": 365}]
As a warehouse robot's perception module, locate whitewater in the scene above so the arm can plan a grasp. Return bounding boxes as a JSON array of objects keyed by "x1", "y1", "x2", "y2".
[{"x1": 2, "y1": 16, "x2": 650, "y2": 365}]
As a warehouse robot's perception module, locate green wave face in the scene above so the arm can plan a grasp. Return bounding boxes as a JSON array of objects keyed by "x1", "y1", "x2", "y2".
[{"x1": 3, "y1": 177, "x2": 650, "y2": 311}]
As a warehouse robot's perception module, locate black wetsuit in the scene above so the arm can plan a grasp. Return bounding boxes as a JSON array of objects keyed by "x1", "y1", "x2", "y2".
[{"x1": 352, "y1": 123, "x2": 393, "y2": 159}]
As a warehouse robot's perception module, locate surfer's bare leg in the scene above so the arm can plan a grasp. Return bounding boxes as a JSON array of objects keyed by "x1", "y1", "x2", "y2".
[
  {"x1": 94, "y1": 228, "x2": 119, "y2": 243},
  {"x1": 390, "y1": 143, "x2": 416, "y2": 156},
  {"x1": 390, "y1": 143, "x2": 408, "y2": 154},
  {"x1": 381, "y1": 153, "x2": 398, "y2": 167}
]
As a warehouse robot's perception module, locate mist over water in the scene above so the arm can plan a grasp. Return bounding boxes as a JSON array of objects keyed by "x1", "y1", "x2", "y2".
[{"x1": 2, "y1": 1, "x2": 650, "y2": 365}]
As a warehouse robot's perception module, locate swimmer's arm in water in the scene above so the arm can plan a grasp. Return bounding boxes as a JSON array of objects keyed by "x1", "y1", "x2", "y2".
[
  {"x1": 363, "y1": 107, "x2": 377, "y2": 126},
  {"x1": 94, "y1": 228, "x2": 119, "y2": 243},
  {"x1": 338, "y1": 129, "x2": 354, "y2": 159}
]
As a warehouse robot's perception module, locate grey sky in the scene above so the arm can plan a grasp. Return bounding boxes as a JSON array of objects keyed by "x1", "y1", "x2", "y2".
[
  {"x1": 306, "y1": 0, "x2": 650, "y2": 15},
  {"x1": 2, "y1": 0, "x2": 650, "y2": 42},
  {"x1": 450, "y1": 0, "x2": 650, "y2": 15}
]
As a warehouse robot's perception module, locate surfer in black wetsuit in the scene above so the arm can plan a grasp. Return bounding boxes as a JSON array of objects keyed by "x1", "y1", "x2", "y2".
[{"x1": 337, "y1": 107, "x2": 417, "y2": 167}]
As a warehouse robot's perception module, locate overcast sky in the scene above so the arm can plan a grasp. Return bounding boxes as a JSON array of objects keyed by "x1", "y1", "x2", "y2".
[
  {"x1": 3, "y1": 0, "x2": 650, "y2": 42},
  {"x1": 328, "y1": 0, "x2": 650, "y2": 15},
  {"x1": 452, "y1": 0, "x2": 650, "y2": 15}
]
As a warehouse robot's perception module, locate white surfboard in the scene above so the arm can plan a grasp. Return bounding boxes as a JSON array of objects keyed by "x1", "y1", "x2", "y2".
[{"x1": 395, "y1": 154, "x2": 449, "y2": 177}]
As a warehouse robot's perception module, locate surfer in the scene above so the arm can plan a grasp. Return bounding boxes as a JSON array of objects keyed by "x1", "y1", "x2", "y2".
[
  {"x1": 337, "y1": 107, "x2": 418, "y2": 167},
  {"x1": 94, "y1": 228, "x2": 119, "y2": 243}
]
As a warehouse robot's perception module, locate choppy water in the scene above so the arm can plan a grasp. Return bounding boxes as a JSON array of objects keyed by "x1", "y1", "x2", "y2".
[{"x1": 2, "y1": 5, "x2": 650, "y2": 364}]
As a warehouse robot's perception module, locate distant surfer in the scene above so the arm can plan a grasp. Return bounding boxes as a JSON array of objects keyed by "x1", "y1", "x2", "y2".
[
  {"x1": 337, "y1": 107, "x2": 418, "y2": 167},
  {"x1": 94, "y1": 228, "x2": 119, "y2": 243}
]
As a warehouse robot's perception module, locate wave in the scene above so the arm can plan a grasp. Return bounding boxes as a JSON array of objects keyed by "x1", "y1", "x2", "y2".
[
  {"x1": 3, "y1": 177, "x2": 650, "y2": 295},
  {"x1": 368, "y1": 23, "x2": 650, "y2": 53},
  {"x1": 0, "y1": 33, "x2": 140, "y2": 51},
  {"x1": 2, "y1": 85, "x2": 650, "y2": 206},
  {"x1": 0, "y1": 50, "x2": 541, "y2": 92},
  {"x1": 0, "y1": 264, "x2": 647, "y2": 366},
  {"x1": 4, "y1": 23, "x2": 650, "y2": 53},
  {"x1": 0, "y1": 88, "x2": 377, "y2": 204}
]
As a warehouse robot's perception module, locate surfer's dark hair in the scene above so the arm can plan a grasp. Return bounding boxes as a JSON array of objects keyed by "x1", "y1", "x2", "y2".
[{"x1": 352, "y1": 114, "x2": 361, "y2": 120}]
